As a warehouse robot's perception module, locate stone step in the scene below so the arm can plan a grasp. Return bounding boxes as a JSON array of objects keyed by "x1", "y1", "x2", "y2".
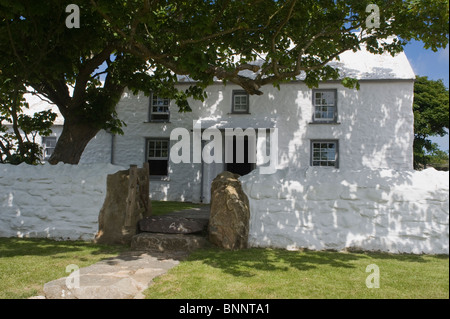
[
  {"x1": 131, "y1": 232, "x2": 210, "y2": 253},
  {"x1": 138, "y1": 216, "x2": 209, "y2": 234}
]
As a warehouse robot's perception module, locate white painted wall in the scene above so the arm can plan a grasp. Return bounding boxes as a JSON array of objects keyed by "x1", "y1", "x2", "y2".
[
  {"x1": 80, "y1": 80, "x2": 415, "y2": 203},
  {"x1": 240, "y1": 167, "x2": 449, "y2": 254},
  {"x1": 0, "y1": 163, "x2": 125, "y2": 240}
]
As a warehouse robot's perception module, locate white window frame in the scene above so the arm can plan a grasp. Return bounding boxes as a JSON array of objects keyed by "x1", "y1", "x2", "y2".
[
  {"x1": 310, "y1": 140, "x2": 339, "y2": 168},
  {"x1": 312, "y1": 89, "x2": 338, "y2": 123},
  {"x1": 232, "y1": 90, "x2": 250, "y2": 113},
  {"x1": 146, "y1": 138, "x2": 170, "y2": 178},
  {"x1": 42, "y1": 136, "x2": 57, "y2": 161},
  {"x1": 149, "y1": 94, "x2": 170, "y2": 122}
]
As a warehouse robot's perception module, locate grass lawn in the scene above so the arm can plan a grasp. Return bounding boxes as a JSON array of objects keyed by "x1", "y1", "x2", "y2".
[
  {"x1": 1, "y1": 197, "x2": 448, "y2": 300},
  {"x1": 0, "y1": 201, "x2": 202, "y2": 299},
  {"x1": 0, "y1": 238, "x2": 127, "y2": 299},
  {"x1": 145, "y1": 247, "x2": 449, "y2": 299},
  {"x1": 151, "y1": 200, "x2": 205, "y2": 216}
]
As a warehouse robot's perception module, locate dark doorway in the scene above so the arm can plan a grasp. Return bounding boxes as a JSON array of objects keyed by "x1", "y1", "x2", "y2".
[{"x1": 226, "y1": 136, "x2": 255, "y2": 176}]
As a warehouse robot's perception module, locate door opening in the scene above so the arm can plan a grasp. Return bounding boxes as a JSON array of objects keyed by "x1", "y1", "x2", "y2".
[{"x1": 226, "y1": 136, "x2": 255, "y2": 176}]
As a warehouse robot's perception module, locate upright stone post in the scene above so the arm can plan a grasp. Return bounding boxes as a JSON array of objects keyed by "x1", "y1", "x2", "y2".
[
  {"x1": 208, "y1": 171, "x2": 250, "y2": 250},
  {"x1": 95, "y1": 164, "x2": 151, "y2": 245}
]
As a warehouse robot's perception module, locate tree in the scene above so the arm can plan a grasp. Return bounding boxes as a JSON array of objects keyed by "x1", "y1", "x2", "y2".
[
  {"x1": 1, "y1": 0, "x2": 449, "y2": 164},
  {"x1": 413, "y1": 76, "x2": 449, "y2": 169},
  {"x1": 426, "y1": 147, "x2": 449, "y2": 171},
  {"x1": 0, "y1": 75, "x2": 56, "y2": 164}
]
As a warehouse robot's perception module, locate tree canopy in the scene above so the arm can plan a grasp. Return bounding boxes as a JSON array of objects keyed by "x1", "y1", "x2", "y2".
[
  {"x1": 0, "y1": 0, "x2": 449, "y2": 164},
  {"x1": 92, "y1": 0, "x2": 449, "y2": 93},
  {"x1": 0, "y1": 74, "x2": 56, "y2": 164},
  {"x1": 413, "y1": 75, "x2": 449, "y2": 169}
]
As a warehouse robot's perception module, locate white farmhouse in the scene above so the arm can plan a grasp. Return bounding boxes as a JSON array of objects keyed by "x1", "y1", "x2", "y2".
[
  {"x1": 5, "y1": 45, "x2": 449, "y2": 254},
  {"x1": 78, "y1": 45, "x2": 416, "y2": 204},
  {"x1": 22, "y1": 45, "x2": 415, "y2": 204}
]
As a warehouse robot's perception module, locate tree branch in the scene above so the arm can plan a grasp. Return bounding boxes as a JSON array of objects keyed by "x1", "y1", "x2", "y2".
[{"x1": 72, "y1": 45, "x2": 116, "y2": 108}]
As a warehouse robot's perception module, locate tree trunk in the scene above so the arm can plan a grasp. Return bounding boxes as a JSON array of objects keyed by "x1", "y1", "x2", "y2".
[{"x1": 48, "y1": 120, "x2": 100, "y2": 164}]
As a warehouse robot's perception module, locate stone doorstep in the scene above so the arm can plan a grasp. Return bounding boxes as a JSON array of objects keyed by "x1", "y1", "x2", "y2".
[
  {"x1": 130, "y1": 232, "x2": 210, "y2": 253},
  {"x1": 138, "y1": 216, "x2": 209, "y2": 234}
]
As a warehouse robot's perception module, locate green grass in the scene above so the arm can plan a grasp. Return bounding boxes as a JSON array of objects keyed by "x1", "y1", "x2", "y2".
[
  {"x1": 151, "y1": 200, "x2": 205, "y2": 216},
  {"x1": 0, "y1": 238, "x2": 127, "y2": 299},
  {"x1": 145, "y1": 247, "x2": 449, "y2": 299},
  {"x1": 0, "y1": 201, "x2": 201, "y2": 299}
]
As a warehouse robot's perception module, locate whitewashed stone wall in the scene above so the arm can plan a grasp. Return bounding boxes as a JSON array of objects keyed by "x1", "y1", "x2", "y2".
[
  {"x1": 240, "y1": 168, "x2": 449, "y2": 254},
  {"x1": 0, "y1": 163, "x2": 125, "y2": 240}
]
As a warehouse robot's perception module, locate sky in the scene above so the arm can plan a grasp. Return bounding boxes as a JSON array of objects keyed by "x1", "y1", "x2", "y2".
[{"x1": 403, "y1": 40, "x2": 449, "y2": 152}]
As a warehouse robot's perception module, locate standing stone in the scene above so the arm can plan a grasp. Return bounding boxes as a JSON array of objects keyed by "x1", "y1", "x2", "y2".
[
  {"x1": 208, "y1": 171, "x2": 250, "y2": 250},
  {"x1": 95, "y1": 165, "x2": 151, "y2": 245}
]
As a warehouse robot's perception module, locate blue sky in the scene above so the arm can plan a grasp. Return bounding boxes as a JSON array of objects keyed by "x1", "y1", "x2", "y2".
[{"x1": 404, "y1": 40, "x2": 449, "y2": 152}]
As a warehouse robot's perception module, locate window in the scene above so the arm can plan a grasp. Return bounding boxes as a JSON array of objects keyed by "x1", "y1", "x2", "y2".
[
  {"x1": 311, "y1": 140, "x2": 339, "y2": 168},
  {"x1": 42, "y1": 136, "x2": 57, "y2": 161},
  {"x1": 149, "y1": 94, "x2": 170, "y2": 121},
  {"x1": 312, "y1": 89, "x2": 337, "y2": 122},
  {"x1": 146, "y1": 138, "x2": 169, "y2": 177},
  {"x1": 232, "y1": 90, "x2": 249, "y2": 113}
]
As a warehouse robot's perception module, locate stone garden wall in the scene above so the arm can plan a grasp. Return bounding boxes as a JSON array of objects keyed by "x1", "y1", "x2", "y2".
[
  {"x1": 240, "y1": 167, "x2": 449, "y2": 254},
  {"x1": 0, "y1": 163, "x2": 125, "y2": 240}
]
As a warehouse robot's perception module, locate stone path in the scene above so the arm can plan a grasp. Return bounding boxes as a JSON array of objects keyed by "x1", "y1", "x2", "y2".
[
  {"x1": 34, "y1": 205, "x2": 210, "y2": 299},
  {"x1": 41, "y1": 250, "x2": 188, "y2": 299}
]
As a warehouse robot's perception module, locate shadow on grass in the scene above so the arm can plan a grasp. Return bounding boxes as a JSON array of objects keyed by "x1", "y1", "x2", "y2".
[
  {"x1": 186, "y1": 246, "x2": 448, "y2": 278},
  {"x1": 0, "y1": 237, "x2": 127, "y2": 258}
]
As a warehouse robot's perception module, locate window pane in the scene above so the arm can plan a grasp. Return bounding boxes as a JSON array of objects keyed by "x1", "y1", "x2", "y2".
[
  {"x1": 313, "y1": 91, "x2": 336, "y2": 121},
  {"x1": 233, "y1": 92, "x2": 248, "y2": 112},
  {"x1": 322, "y1": 92, "x2": 335, "y2": 105},
  {"x1": 47, "y1": 139, "x2": 56, "y2": 147},
  {"x1": 148, "y1": 159, "x2": 168, "y2": 176},
  {"x1": 312, "y1": 141, "x2": 337, "y2": 167},
  {"x1": 45, "y1": 148, "x2": 54, "y2": 157},
  {"x1": 152, "y1": 95, "x2": 170, "y2": 113},
  {"x1": 327, "y1": 110, "x2": 334, "y2": 119}
]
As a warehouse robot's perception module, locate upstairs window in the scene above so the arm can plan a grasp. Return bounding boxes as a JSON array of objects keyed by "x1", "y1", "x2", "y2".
[
  {"x1": 312, "y1": 89, "x2": 337, "y2": 123},
  {"x1": 42, "y1": 136, "x2": 57, "y2": 161},
  {"x1": 311, "y1": 140, "x2": 339, "y2": 168},
  {"x1": 149, "y1": 94, "x2": 170, "y2": 121},
  {"x1": 232, "y1": 90, "x2": 249, "y2": 113}
]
